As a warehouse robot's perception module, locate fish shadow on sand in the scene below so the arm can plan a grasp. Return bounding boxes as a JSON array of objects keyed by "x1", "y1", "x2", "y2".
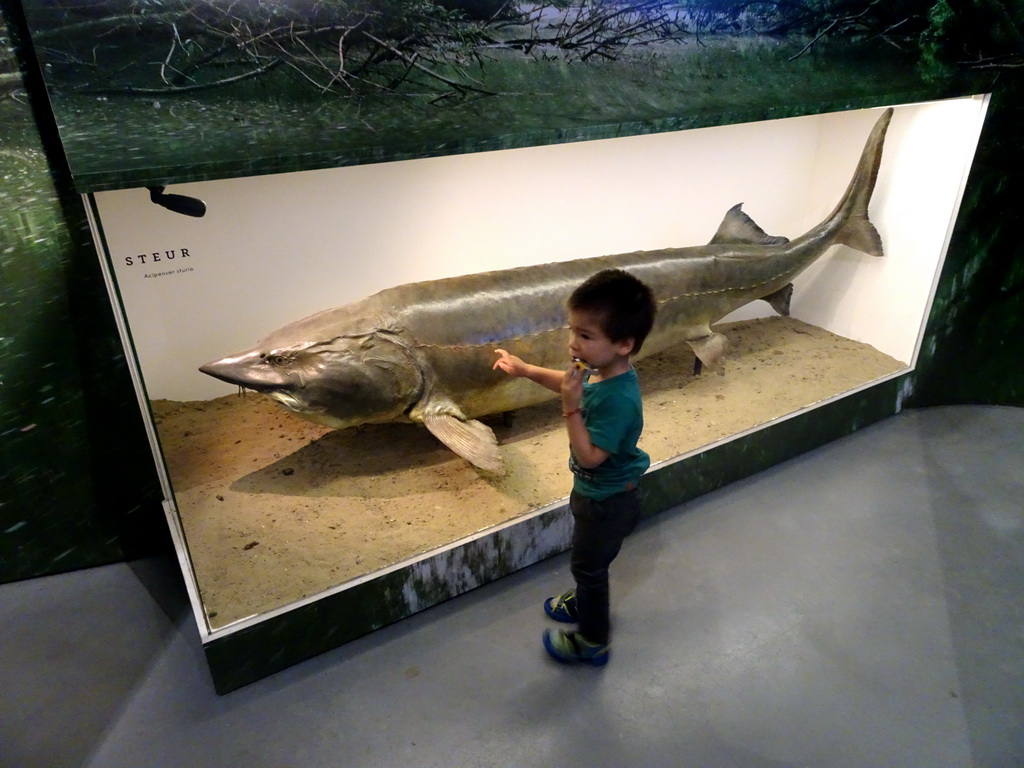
[
  {"x1": 230, "y1": 423, "x2": 463, "y2": 498},
  {"x1": 226, "y1": 406, "x2": 556, "y2": 499}
]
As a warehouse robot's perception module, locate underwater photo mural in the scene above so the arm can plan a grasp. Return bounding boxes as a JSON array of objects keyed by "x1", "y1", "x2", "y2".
[{"x1": 17, "y1": 0, "x2": 997, "y2": 189}]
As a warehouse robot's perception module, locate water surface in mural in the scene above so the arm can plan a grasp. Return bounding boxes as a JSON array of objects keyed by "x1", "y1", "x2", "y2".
[{"x1": 22, "y1": 0, "x2": 952, "y2": 189}]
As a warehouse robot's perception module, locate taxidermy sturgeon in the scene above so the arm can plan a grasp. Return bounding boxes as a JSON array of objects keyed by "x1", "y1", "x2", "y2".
[{"x1": 200, "y1": 108, "x2": 893, "y2": 473}]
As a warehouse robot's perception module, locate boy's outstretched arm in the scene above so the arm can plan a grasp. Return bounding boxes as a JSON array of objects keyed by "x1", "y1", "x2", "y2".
[
  {"x1": 493, "y1": 350, "x2": 610, "y2": 468},
  {"x1": 493, "y1": 349, "x2": 564, "y2": 393}
]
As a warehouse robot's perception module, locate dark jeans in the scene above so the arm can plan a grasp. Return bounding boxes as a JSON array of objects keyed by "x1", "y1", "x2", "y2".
[{"x1": 569, "y1": 488, "x2": 642, "y2": 645}]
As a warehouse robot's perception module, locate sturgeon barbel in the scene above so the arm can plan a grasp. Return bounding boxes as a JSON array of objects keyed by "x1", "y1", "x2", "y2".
[{"x1": 200, "y1": 108, "x2": 893, "y2": 473}]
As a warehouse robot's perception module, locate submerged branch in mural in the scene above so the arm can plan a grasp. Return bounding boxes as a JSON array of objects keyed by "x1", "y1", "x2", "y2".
[
  {"x1": 28, "y1": 0, "x2": 503, "y2": 99},
  {"x1": 25, "y1": 0, "x2": 695, "y2": 101},
  {"x1": 489, "y1": 0, "x2": 688, "y2": 62},
  {"x1": 199, "y1": 108, "x2": 893, "y2": 473},
  {"x1": 26, "y1": 0, "x2": 973, "y2": 104}
]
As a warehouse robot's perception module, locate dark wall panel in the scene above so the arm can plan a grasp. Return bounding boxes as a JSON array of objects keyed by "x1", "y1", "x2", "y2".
[{"x1": 1, "y1": 3, "x2": 166, "y2": 583}]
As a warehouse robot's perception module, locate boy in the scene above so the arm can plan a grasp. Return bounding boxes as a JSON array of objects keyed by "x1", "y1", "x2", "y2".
[{"x1": 492, "y1": 268, "x2": 657, "y2": 666}]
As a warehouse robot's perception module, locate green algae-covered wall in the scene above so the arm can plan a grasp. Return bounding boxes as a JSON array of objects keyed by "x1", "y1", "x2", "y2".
[
  {"x1": 0, "y1": 4, "x2": 166, "y2": 583},
  {"x1": 908, "y1": 84, "x2": 1024, "y2": 407}
]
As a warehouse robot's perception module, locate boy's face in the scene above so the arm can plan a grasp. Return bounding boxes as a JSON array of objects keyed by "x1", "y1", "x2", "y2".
[{"x1": 567, "y1": 309, "x2": 634, "y2": 370}]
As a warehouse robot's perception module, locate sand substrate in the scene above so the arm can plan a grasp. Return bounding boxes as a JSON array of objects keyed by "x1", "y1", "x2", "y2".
[{"x1": 151, "y1": 317, "x2": 905, "y2": 628}]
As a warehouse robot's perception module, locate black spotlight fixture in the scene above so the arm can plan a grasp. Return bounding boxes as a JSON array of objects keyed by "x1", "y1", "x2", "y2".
[{"x1": 148, "y1": 186, "x2": 207, "y2": 218}]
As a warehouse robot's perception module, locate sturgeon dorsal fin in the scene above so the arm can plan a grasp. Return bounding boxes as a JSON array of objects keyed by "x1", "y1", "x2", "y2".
[{"x1": 709, "y1": 203, "x2": 790, "y2": 247}]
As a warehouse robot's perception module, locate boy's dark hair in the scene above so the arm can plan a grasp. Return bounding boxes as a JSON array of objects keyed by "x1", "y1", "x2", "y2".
[{"x1": 568, "y1": 269, "x2": 657, "y2": 355}]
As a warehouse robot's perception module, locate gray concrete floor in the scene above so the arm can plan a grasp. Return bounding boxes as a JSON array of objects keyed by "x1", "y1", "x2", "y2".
[{"x1": 2, "y1": 405, "x2": 1022, "y2": 768}]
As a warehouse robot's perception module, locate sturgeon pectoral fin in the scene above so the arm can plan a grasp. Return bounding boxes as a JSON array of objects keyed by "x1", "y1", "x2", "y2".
[
  {"x1": 411, "y1": 389, "x2": 504, "y2": 473},
  {"x1": 763, "y1": 283, "x2": 794, "y2": 316},
  {"x1": 687, "y1": 332, "x2": 728, "y2": 373},
  {"x1": 423, "y1": 414, "x2": 504, "y2": 474}
]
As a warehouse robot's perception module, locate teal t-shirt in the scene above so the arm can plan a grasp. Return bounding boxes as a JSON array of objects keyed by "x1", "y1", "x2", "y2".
[{"x1": 569, "y1": 366, "x2": 650, "y2": 500}]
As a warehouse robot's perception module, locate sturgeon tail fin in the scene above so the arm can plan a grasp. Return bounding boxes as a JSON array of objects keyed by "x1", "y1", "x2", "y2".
[{"x1": 828, "y1": 107, "x2": 893, "y2": 258}]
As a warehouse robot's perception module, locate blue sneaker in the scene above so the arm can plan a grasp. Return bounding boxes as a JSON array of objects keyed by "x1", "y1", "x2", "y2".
[
  {"x1": 542, "y1": 629, "x2": 610, "y2": 667},
  {"x1": 544, "y1": 588, "x2": 578, "y2": 623}
]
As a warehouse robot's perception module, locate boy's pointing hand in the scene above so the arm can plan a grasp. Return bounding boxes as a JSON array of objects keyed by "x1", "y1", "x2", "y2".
[{"x1": 493, "y1": 349, "x2": 526, "y2": 377}]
